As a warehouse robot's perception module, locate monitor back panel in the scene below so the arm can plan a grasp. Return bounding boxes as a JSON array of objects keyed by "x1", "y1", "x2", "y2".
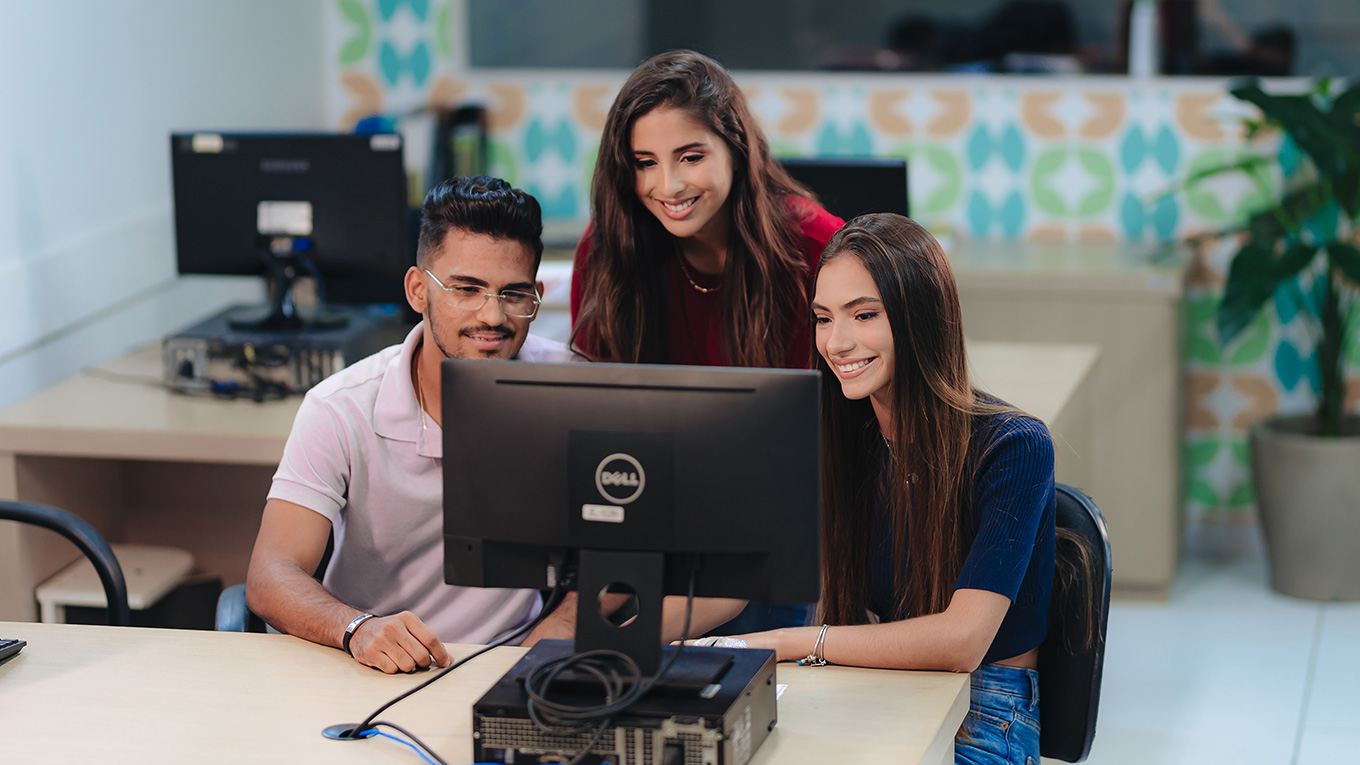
[
  {"x1": 779, "y1": 157, "x2": 909, "y2": 221},
  {"x1": 170, "y1": 132, "x2": 409, "y2": 305}
]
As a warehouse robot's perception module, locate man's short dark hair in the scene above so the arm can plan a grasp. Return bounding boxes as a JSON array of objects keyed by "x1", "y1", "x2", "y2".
[{"x1": 416, "y1": 176, "x2": 544, "y2": 270}]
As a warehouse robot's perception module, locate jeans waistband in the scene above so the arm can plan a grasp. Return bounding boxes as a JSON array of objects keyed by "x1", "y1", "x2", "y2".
[{"x1": 970, "y1": 662, "x2": 1040, "y2": 702}]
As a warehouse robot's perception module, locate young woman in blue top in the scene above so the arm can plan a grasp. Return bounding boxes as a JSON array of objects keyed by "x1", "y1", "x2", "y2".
[{"x1": 732, "y1": 213, "x2": 1060, "y2": 764}]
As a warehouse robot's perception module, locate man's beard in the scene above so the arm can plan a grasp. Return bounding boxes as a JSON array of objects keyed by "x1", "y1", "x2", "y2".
[{"x1": 426, "y1": 309, "x2": 514, "y2": 359}]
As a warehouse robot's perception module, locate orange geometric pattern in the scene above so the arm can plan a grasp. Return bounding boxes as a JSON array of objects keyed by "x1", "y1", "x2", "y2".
[
  {"x1": 425, "y1": 74, "x2": 466, "y2": 113},
  {"x1": 926, "y1": 90, "x2": 970, "y2": 137},
  {"x1": 1186, "y1": 372, "x2": 1222, "y2": 430},
  {"x1": 867, "y1": 91, "x2": 913, "y2": 137},
  {"x1": 486, "y1": 83, "x2": 527, "y2": 131},
  {"x1": 1229, "y1": 375, "x2": 1280, "y2": 430},
  {"x1": 1079, "y1": 92, "x2": 1125, "y2": 140},
  {"x1": 571, "y1": 84, "x2": 614, "y2": 133},
  {"x1": 776, "y1": 88, "x2": 820, "y2": 135},
  {"x1": 338, "y1": 70, "x2": 385, "y2": 131},
  {"x1": 1174, "y1": 93, "x2": 1226, "y2": 142},
  {"x1": 1019, "y1": 91, "x2": 1064, "y2": 138}
]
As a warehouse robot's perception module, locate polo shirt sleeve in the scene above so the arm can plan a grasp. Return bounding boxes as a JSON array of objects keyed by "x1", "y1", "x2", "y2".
[
  {"x1": 267, "y1": 391, "x2": 353, "y2": 524},
  {"x1": 955, "y1": 416, "x2": 1055, "y2": 601}
]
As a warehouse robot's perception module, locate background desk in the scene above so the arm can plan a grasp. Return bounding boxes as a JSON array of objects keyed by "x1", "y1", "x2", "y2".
[
  {"x1": 947, "y1": 239, "x2": 1186, "y2": 598},
  {"x1": 0, "y1": 340, "x2": 1097, "y2": 622},
  {"x1": 0, "y1": 620, "x2": 969, "y2": 765}
]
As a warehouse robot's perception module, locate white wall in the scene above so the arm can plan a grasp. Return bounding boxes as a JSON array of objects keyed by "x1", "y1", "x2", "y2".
[{"x1": 0, "y1": 0, "x2": 329, "y2": 408}]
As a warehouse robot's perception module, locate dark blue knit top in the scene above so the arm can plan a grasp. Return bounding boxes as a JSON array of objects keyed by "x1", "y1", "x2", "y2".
[{"x1": 867, "y1": 410, "x2": 1056, "y2": 665}]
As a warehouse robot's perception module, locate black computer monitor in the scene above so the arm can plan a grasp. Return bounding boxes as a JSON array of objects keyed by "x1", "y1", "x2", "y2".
[
  {"x1": 442, "y1": 360, "x2": 821, "y2": 674},
  {"x1": 170, "y1": 132, "x2": 410, "y2": 331},
  {"x1": 779, "y1": 156, "x2": 910, "y2": 221}
]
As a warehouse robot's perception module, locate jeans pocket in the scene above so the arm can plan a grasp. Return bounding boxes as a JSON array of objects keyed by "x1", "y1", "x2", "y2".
[{"x1": 959, "y1": 707, "x2": 1013, "y2": 763}]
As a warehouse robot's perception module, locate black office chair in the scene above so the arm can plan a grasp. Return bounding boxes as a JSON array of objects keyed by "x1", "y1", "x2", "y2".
[
  {"x1": 1039, "y1": 484, "x2": 1112, "y2": 762},
  {"x1": 0, "y1": 501, "x2": 131, "y2": 626},
  {"x1": 215, "y1": 532, "x2": 333, "y2": 632}
]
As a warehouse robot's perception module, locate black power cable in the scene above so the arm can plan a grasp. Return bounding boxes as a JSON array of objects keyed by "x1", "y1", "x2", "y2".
[
  {"x1": 523, "y1": 567, "x2": 698, "y2": 765},
  {"x1": 326, "y1": 572, "x2": 574, "y2": 762}
]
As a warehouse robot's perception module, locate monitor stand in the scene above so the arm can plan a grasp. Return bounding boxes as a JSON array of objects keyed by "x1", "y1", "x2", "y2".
[
  {"x1": 575, "y1": 549, "x2": 667, "y2": 676},
  {"x1": 561, "y1": 549, "x2": 735, "y2": 693},
  {"x1": 227, "y1": 244, "x2": 349, "y2": 332}
]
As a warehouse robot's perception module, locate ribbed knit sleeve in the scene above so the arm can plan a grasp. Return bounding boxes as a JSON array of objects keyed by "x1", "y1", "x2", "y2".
[{"x1": 956, "y1": 415, "x2": 1055, "y2": 601}]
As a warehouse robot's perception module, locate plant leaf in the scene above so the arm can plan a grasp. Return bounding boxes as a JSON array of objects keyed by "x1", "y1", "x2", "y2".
[
  {"x1": 1276, "y1": 242, "x2": 1319, "y2": 281},
  {"x1": 1326, "y1": 82, "x2": 1360, "y2": 218},
  {"x1": 1327, "y1": 241, "x2": 1360, "y2": 286},
  {"x1": 1233, "y1": 83, "x2": 1360, "y2": 219},
  {"x1": 1218, "y1": 240, "x2": 1281, "y2": 344}
]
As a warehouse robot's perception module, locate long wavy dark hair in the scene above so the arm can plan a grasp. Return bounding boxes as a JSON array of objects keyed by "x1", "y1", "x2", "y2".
[
  {"x1": 570, "y1": 50, "x2": 815, "y2": 366},
  {"x1": 816, "y1": 215, "x2": 1011, "y2": 624}
]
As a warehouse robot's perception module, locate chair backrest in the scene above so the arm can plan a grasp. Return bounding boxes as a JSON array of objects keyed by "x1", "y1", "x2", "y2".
[
  {"x1": 1039, "y1": 484, "x2": 1112, "y2": 763},
  {"x1": 0, "y1": 501, "x2": 131, "y2": 626}
]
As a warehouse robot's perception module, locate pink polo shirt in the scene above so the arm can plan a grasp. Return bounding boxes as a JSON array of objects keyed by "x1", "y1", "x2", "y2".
[{"x1": 268, "y1": 323, "x2": 578, "y2": 644}]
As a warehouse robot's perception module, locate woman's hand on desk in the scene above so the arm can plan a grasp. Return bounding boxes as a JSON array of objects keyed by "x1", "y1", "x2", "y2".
[
  {"x1": 348, "y1": 611, "x2": 452, "y2": 674},
  {"x1": 707, "y1": 627, "x2": 820, "y2": 662},
  {"x1": 685, "y1": 628, "x2": 818, "y2": 662}
]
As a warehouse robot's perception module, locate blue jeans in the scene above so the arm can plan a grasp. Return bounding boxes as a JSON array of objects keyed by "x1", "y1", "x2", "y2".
[{"x1": 955, "y1": 663, "x2": 1040, "y2": 765}]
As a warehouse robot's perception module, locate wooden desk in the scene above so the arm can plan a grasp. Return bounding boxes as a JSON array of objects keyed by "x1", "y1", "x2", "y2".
[
  {"x1": 0, "y1": 621, "x2": 969, "y2": 764},
  {"x1": 0, "y1": 341, "x2": 1097, "y2": 622}
]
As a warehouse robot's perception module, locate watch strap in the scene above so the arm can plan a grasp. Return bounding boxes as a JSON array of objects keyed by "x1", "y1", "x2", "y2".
[{"x1": 342, "y1": 612, "x2": 377, "y2": 657}]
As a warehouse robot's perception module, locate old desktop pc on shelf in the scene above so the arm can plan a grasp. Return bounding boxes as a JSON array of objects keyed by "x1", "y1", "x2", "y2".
[
  {"x1": 443, "y1": 360, "x2": 822, "y2": 765},
  {"x1": 165, "y1": 132, "x2": 412, "y2": 394}
]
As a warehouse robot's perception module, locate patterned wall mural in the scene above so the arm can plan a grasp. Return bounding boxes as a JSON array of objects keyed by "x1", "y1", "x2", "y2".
[{"x1": 326, "y1": 0, "x2": 1359, "y2": 524}]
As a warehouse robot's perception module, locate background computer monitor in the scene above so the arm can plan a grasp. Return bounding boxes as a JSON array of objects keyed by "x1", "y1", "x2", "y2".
[
  {"x1": 442, "y1": 360, "x2": 821, "y2": 673},
  {"x1": 170, "y1": 132, "x2": 411, "y2": 327},
  {"x1": 779, "y1": 156, "x2": 910, "y2": 221}
]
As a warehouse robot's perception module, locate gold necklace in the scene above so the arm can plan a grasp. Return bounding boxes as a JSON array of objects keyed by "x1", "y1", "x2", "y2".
[
  {"x1": 413, "y1": 358, "x2": 439, "y2": 470},
  {"x1": 676, "y1": 253, "x2": 721, "y2": 293}
]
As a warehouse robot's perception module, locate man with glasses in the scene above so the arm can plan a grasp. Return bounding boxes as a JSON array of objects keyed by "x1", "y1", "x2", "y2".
[{"x1": 245, "y1": 176, "x2": 579, "y2": 673}]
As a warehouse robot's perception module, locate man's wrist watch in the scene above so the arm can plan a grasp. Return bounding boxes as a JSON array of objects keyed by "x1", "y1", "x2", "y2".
[{"x1": 342, "y1": 613, "x2": 377, "y2": 657}]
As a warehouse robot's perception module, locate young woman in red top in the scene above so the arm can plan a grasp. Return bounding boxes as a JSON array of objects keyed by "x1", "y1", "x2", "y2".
[{"x1": 569, "y1": 49, "x2": 842, "y2": 369}]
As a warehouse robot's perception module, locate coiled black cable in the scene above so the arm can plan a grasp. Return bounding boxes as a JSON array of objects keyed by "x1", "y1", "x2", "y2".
[{"x1": 522, "y1": 568, "x2": 698, "y2": 765}]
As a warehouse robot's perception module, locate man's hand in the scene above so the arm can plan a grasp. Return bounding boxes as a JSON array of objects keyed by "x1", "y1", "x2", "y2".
[{"x1": 348, "y1": 611, "x2": 453, "y2": 674}]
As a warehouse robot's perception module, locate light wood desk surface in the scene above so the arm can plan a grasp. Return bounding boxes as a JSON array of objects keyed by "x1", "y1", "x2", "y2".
[{"x1": 0, "y1": 621, "x2": 969, "y2": 765}]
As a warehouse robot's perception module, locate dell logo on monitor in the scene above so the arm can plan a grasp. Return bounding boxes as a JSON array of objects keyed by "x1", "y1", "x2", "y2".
[{"x1": 595, "y1": 453, "x2": 646, "y2": 505}]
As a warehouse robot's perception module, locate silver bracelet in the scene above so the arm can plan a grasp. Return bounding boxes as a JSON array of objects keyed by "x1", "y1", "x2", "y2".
[{"x1": 798, "y1": 624, "x2": 830, "y2": 666}]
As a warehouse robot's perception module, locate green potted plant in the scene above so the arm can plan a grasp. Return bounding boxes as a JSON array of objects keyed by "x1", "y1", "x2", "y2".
[{"x1": 1186, "y1": 79, "x2": 1360, "y2": 600}]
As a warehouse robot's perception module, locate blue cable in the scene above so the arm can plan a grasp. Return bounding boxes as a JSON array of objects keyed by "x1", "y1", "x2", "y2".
[
  {"x1": 358, "y1": 729, "x2": 442, "y2": 765},
  {"x1": 357, "y1": 724, "x2": 515, "y2": 765}
]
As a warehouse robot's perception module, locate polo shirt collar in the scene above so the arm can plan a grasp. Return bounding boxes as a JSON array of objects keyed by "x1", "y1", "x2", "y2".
[{"x1": 373, "y1": 322, "x2": 441, "y2": 459}]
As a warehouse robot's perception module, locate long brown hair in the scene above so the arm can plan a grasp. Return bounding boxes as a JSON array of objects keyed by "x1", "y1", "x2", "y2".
[
  {"x1": 816, "y1": 214, "x2": 1017, "y2": 625},
  {"x1": 570, "y1": 50, "x2": 815, "y2": 366}
]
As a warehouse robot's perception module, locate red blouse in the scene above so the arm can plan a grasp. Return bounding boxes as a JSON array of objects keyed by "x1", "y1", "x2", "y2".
[{"x1": 570, "y1": 197, "x2": 843, "y2": 368}]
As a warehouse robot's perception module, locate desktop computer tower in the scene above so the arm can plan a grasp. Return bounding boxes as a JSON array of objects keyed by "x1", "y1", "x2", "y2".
[
  {"x1": 162, "y1": 304, "x2": 408, "y2": 395},
  {"x1": 472, "y1": 640, "x2": 778, "y2": 765}
]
